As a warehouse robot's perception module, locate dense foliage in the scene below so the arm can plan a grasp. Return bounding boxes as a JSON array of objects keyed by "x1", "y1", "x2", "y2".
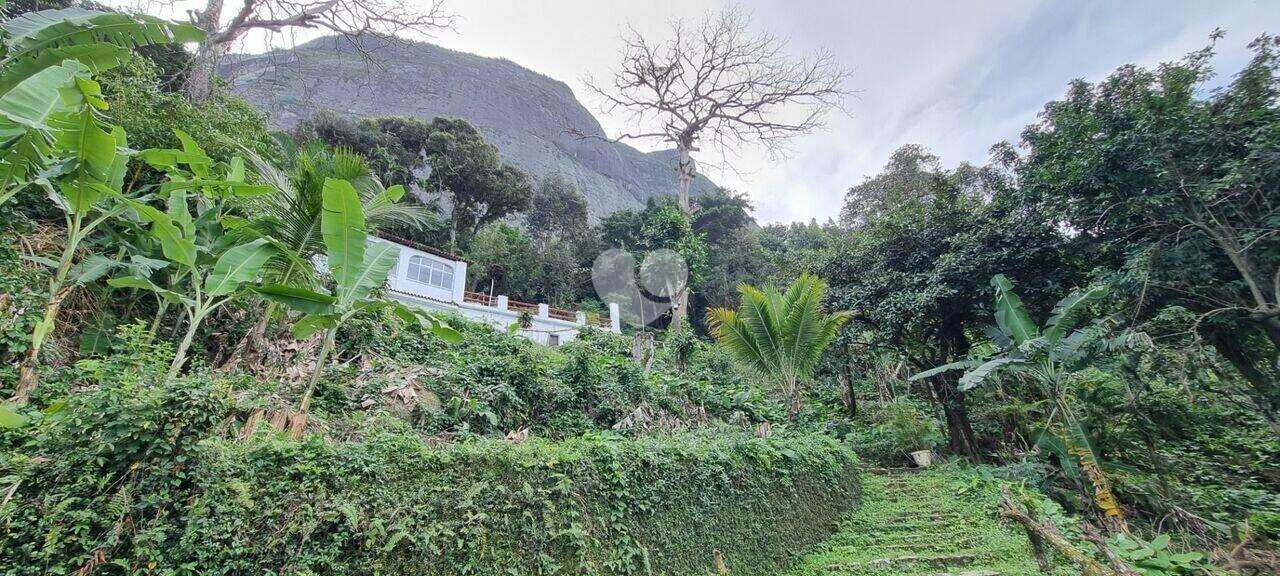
[
  {"x1": 2, "y1": 5, "x2": 1279, "y2": 575},
  {"x1": 0, "y1": 342, "x2": 858, "y2": 575}
]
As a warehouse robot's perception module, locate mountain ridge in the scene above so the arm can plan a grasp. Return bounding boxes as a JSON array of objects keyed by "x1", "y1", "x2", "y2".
[{"x1": 221, "y1": 36, "x2": 717, "y2": 218}]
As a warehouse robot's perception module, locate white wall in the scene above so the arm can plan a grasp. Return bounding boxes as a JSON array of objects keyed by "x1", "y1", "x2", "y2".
[
  {"x1": 377, "y1": 237, "x2": 460, "y2": 304},
  {"x1": 376, "y1": 237, "x2": 618, "y2": 346}
]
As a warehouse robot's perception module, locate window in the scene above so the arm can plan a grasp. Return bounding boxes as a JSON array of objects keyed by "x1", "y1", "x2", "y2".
[
  {"x1": 548, "y1": 334, "x2": 561, "y2": 347},
  {"x1": 407, "y1": 255, "x2": 454, "y2": 289}
]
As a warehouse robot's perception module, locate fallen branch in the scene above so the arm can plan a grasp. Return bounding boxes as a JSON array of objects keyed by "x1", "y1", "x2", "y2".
[{"x1": 998, "y1": 486, "x2": 1123, "y2": 576}]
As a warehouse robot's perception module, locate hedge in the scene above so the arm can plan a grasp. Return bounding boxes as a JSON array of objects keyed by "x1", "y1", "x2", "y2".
[
  {"x1": 0, "y1": 366, "x2": 859, "y2": 575},
  {"x1": 175, "y1": 428, "x2": 860, "y2": 575}
]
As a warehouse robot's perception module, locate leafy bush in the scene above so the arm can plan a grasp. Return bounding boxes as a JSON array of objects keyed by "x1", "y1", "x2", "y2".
[
  {"x1": 0, "y1": 231, "x2": 43, "y2": 365},
  {"x1": 100, "y1": 57, "x2": 274, "y2": 163},
  {"x1": 333, "y1": 313, "x2": 769, "y2": 438},
  {"x1": 848, "y1": 397, "x2": 945, "y2": 465},
  {"x1": 1, "y1": 363, "x2": 861, "y2": 575}
]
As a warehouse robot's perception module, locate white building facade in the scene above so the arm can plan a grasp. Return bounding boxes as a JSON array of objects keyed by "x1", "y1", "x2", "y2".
[{"x1": 374, "y1": 235, "x2": 621, "y2": 346}]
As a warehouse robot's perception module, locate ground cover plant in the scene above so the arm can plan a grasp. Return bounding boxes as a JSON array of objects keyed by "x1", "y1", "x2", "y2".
[{"x1": 0, "y1": 3, "x2": 1277, "y2": 575}]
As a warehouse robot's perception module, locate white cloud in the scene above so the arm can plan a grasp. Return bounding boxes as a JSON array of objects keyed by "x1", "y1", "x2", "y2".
[{"x1": 110, "y1": 0, "x2": 1280, "y2": 223}]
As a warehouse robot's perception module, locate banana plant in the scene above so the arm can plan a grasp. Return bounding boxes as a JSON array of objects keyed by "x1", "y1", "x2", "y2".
[
  {"x1": 107, "y1": 133, "x2": 277, "y2": 381},
  {"x1": 0, "y1": 8, "x2": 203, "y2": 202},
  {"x1": 255, "y1": 177, "x2": 461, "y2": 438},
  {"x1": 109, "y1": 190, "x2": 276, "y2": 380},
  {"x1": 10, "y1": 124, "x2": 131, "y2": 402},
  {"x1": 910, "y1": 274, "x2": 1132, "y2": 531}
]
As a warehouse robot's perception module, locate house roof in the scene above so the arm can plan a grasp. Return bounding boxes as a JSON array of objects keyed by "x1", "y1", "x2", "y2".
[{"x1": 375, "y1": 231, "x2": 470, "y2": 264}]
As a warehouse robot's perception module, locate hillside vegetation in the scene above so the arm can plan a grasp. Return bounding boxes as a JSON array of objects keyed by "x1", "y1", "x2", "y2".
[{"x1": 0, "y1": 4, "x2": 1278, "y2": 576}]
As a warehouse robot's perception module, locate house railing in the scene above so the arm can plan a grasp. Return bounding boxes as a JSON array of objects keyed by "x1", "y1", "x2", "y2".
[
  {"x1": 463, "y1": 290, "x2": 496, "y2": 306},
  {"x1": 463, "y1": 291, "x2": 586, "y2": 325}
]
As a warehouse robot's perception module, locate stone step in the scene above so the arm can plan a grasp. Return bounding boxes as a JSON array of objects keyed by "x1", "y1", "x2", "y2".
[
  {"x1": 864, "y1": 534, "x2": 981, "y2": 547},
  {"x1": 824, "y1": 552, "x2": 982, "y2": 572}
]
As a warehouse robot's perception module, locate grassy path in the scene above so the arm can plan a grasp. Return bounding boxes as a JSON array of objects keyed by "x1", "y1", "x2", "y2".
[{"x1": 784, "y1": 470, "x2": 1079, "y2": 576}]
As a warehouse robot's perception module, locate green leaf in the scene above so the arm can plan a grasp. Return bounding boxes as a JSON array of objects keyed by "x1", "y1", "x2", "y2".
[
  {"x1": 69, "y1": 253, "x2": 118, "y2": 284},
  {"x1": 1, "y1": 8, "x2": 204, "y2": 68},
  {"x1": 126, "y1": 254, "x2": 168, "y2": 276},
  {"x1": 1034, "y1": 429, "x2": 1080, "y2": 481},
  {"x1": 108, "y1": 275, "x2": 185, "y2": 304},
  {"x1": 1044, "y1": 284, "x2": 1108, "y2": 346},
  {"x1": 343, "y1": 241, "x2": 399, "y2": 304},
  {"x1": 253, "y1": 285, "x2": 336, "y2": 315},
  {"x1": 119, "y1": 196, "x2": 196, "y2": 267},
  {"x1": 293, "y1": 314, "x2": 338, "y2": 339},
  {"x1": 59, "y1": 178, "x2": 112, "y2": 215},
  {"x1": 78, "y1": 314, "x2": 115, "y2": 354},
  {"x1": 0, "y1": 404, "x2": 27, "y2": 429},
  {"x1": 958, "y1": 357, "x2": 1025, "y2": 391},
  {"x1": 908, "y1": 359, "x2": 977, "y2": 381},
  {"x1": 204, "y1": 238, "x2": 275, "y2": 297},
  {"x1": 1149, "y1": 534, "x2": 1170, "y2": 551},
  {"x1": 321, "y1": 178, "x2": 367, "y2": 298},
  {"x1": 991, "y1": 274, "x2": 1038, "y2": 345},
  {"x1": 430, "y1": 321, "x2": 464, "y2": 345}
]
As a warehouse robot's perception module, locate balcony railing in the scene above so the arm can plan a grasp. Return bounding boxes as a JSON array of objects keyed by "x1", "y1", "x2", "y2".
[
  {"x1": 462, "y1": 290, "x2": 496, "y2": 306},
  {"x1": 462, "y1": 291, "x2": 588, "y2": 325}
]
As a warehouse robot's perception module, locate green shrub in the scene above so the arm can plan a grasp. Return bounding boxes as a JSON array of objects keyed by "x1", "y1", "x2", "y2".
[
  {"x1": 848, "y1": 397, "x2": 945, "y2": 465},
  {"x1": 1, "y1": 366, "x2": 861, "y2": 575}
]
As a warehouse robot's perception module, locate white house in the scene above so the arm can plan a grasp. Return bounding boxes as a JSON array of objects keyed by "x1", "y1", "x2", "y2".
[{"x1": 374, "y1": 234, "x2": 621, "y2": 346}]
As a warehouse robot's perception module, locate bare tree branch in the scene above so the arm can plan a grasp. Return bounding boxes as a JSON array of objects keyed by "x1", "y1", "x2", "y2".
[{"x1": 579, "y1": 7, "x2": 849, "y2": 328}]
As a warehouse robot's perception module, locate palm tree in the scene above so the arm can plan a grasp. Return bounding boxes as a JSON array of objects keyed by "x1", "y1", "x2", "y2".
[
  {"x1": 222, "y1": 146, "x2": 439, "y2": 369},
  {"x1": 706, "y1": 274, "x2": 851, "y2": 416}
]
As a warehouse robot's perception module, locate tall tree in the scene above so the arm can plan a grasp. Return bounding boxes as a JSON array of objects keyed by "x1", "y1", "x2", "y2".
[
  {"x1": 419, "y1": 118, "x2": 531, "y2": 247},
  {"x1": 181, "y1": 0, "x2": 451, "y2": 101},
  {"x1": 467, "y1": 223, "x2": 538, "y2": 298},
  {"x1": 1015, "y1": 33, "x2": 1280, "y2": 415},
  {"x1": 586, "y1": 7, "x2": 848, "y2": 326},
  {"x1": 690, "y1": 189, "x2": 765, "y2": 328},
  {"x1": 525, "y1": 173, "x2": 588, "y2": 243},
  {"x1": 823, "y1": 145, "x2": 1072, "y2": 458}
]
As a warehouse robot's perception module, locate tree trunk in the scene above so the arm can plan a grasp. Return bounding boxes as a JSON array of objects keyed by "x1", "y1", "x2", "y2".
[
  {"x1": 12, "y1": 217, "x2": 81, "y2": 403},
  {"x1": 167, "y1": 308, "x2": 208, "y2": 382},
  {"x1": 293, "y1": 328, "x2": 337, "y2": 439},
  {"x1": 183, "y1": 0, "x2": 226, "y2": 102},
  {"x1": 676, "y1": 143, "x2": 694, "y2": 212},
  {"x1": 998, "y1": 486, "x2": 1126, "y2": 576},
  {"x1": 1207, "y1": 326, "x2": 1280, "y2": 427},
  {"x1": 13, "y1": 287, "x2": 70, "y2": 401},
  {"x1": 671, "y1": 141, "x2": 696, "y2": 328},
  {"x1": 930, "y1": 375, "x2": 980, "y2": 459},
  {"x1": 218, "y1": 303, "x2": 274, "y2": 372},
  {"x1": 841, "y1": 345, "x2": 858, "y2": 417},
  {"x1": 930, "y1": 319, "x2": 981, "y2": 459}
]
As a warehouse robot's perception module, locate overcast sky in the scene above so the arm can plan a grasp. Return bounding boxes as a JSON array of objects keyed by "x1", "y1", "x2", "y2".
[{"x1": 126, "y1": 0, "x2": 1280, "y2": 224}]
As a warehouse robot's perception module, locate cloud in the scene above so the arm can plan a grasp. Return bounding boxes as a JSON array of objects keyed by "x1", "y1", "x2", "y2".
[{"x1": 113, "y1": 0, "x2": 1279, "y2": 223}]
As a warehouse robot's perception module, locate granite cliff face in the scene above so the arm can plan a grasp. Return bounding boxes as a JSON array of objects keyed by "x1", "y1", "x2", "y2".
[{"x1": 222, "y1": 36, "x2": 715, "y2": 217}]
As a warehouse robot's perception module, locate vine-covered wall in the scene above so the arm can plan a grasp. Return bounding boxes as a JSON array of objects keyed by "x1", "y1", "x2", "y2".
[{"x1": 181, "y1": 430, "x2": 860, "y2": 575}]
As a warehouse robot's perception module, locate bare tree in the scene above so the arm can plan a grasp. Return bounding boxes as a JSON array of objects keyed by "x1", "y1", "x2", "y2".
[
  {"x1": 182, "y1": 0, "x2": 453, "y2": 100},
  {"x1": 585, "y1": 8, "x2": 849, "y2": 326}
]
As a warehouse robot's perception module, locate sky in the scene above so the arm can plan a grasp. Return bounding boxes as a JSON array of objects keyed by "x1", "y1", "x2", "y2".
[{"x1": 123, "y1": 0, "x2": 1280, "y2": 224}]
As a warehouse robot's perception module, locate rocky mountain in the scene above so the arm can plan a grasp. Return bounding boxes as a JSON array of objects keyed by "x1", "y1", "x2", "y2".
[{"x1": 222, "y1": 36, "x2": 716, "y2": 218}]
